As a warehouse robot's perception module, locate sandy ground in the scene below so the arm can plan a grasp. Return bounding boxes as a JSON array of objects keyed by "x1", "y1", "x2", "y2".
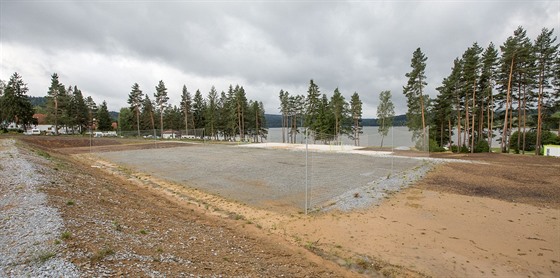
[
  {"x1": 283, "y1": 188, "x2": 559, "y2": 277},
  {"x1": 15, "y1": 136, "x2": 560, "y2": 277}
]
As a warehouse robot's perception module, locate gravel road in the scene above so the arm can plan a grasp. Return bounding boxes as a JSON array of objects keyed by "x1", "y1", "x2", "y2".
[{"x1": 0, "y1": 139, "x2": 79, "y2": 277}]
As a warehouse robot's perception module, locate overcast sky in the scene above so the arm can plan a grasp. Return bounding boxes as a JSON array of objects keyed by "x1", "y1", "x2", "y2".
[{"x1": 1, "y1": 0, "x2": 558, "y2": 117}]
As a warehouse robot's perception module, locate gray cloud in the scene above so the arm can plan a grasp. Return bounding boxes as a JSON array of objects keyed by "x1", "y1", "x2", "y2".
[{"x1": 1, "y1": 1, "x2": 558, "y2": 117}]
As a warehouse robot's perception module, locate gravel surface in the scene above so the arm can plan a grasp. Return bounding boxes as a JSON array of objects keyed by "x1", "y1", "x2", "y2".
[
  {"x1": 0, "y1": 139, "x2": 79, "y2": 277},
  {"x1": 96, "y1": 143, "x2": 431, "y2": 213}
]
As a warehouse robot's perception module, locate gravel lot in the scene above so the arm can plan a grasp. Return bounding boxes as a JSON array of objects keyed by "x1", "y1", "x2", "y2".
[
  {"x1": 0, "y1": 139, "x2": 79, "y2": 277},
  {"x1": 96, "y1": 143, "x2": 431, "y2": 212}
]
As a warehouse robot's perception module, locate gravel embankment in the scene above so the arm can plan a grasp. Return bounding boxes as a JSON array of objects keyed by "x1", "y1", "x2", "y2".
[{"x1": 0, "y1": 139, "x2": 79, "y2": 277}]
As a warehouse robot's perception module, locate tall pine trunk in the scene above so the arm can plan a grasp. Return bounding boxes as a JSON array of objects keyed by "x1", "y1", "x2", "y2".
[
  {"x1": 456, "y1": 93, "x2": 462, "y2": 153},
  {"x1": 501, "y1": 56, "x2": 515, "y2": 153},
  {"x1": 159, "y1": 106, "x2": 164, "y2": 139},
  {"x1": 536, "y1": 66, "x2": 545, "y2": 155},
  {"x1": 470, "y1": 79, "x2": 477, "y2": 153},
  {"x1": 54, "y1": 98, "x2": 59, "y2": 135},
  {"x1": 184, "y1": 107, "x2": 189, "y2": 138},
  {"x1": 136, "y1": 108, "x2": 141, "y2": 137},
  {"x1": 516, "y1": 78, "x2": 522, "y2": 152},
  {"x1": 489, "y1": 91, "x2": 495, "y2": 151}
]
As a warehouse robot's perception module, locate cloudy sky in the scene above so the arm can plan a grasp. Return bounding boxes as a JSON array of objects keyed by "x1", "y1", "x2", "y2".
[{"x1": 1, "y1": 0, "x2": 558, "y2": 117}]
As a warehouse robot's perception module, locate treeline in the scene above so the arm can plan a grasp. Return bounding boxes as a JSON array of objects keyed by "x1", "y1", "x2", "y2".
[
  {"x1": 404, "y1": 26, "x2": 560, "y2": 154},
  {"x1": 121, "y1": 82, "x2": 267, "y2": 142},
  {"x1": 264, "y1": 114, "x2": 407, "y2": 127},
  {"x1": 45, "y1": 73, "x2": 112, "y2": 134},
  {"x1": 0, "y1": 72, "x2": 109, "y2": 133},
  {"x1": 277, "y1": 80, "x2": 365, "y2": 145},
  {"x1": 0, "y1": 72, "x2": 268, "y2": 142}
]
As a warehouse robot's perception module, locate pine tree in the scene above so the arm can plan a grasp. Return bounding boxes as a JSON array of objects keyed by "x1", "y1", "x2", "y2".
[
  {"x1": 349, "y1": 92, "x2": 363, "y2": 146},
  {"x1": 258, "y1": 101, "x2": 267, "y2": 141},
  {"x1": 315, "y1": 94, "x2": 334, "y2": 143},
  {"x1": 206, "y1": 86, "x2": 219, "y2": 139},
  {"x1": 234, "y1": 85, "x2": 248, "y2": 140},
  {"x1": 461, "y1": 42, "x2": 483, "y2": 152},
  {"x1": 223, "y1": 86, "x2": 237, "y2": 140},
  {"x1": 84, "y1": 96, "x2": 97, "y2": 131},
  {"x1": 163, "y1": 105, "x2": 182, "y2": 131},
  {"x1": 480, "y1": 43, "x2": 499, "y2": 150},
  {"x1": 46, "y1": 73, "x2": 65, "y2": 135},
  {"x1": 154, "y1": 80, "x2": 169, "y2": 138},
  {"x1": 330, "y1": 88, "x2": 349, "y2": 143},
  {"x1": 498, "y1": 27, "x2": 531, "y2": 153},
  {"x1": 96, "y1": 101, "x2": 112, "y2": 131},
  {"x1": 534, "y1": 27, "x2": 559, "y2": 154},
  {"x1": 119, "y1": 107, "x2": 134, "y2": 132},
  {"x1": 279, "y1": 90, "x2": 288, "y2": 143},
  {"x1": 63, "y1": 85, "x2": 86, "y2": 133},
  {"x1": 192, "y1": 89, "x2": 206, "y2": 131},
  {"x1": 403, "y1": 48, "x2": 429, "y2": 149},
  {"x1": 140, "y1": 95, "x2": 155, "y2": 135},
  {"x1": 0, "y1": 72, "x2": 34, "y2": 129},
  {"x1": 180, "y1": 85, "x2": 193, "y2": 136},
  {"x1": 377, "y1": 90, "x2": 395, "y2": 148},
  {"x1": 305, "y1": 79, "x2": 321, "y2": 137},
  {"x1": 128, "y1": 83, "x2": 143, "y2": 137},
  {"x1": 433, "y1": 79, "x2": 454, "y2": 148}
]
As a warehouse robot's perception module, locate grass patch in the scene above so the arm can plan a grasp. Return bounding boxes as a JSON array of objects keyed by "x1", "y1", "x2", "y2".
[
  {"x1": 91, "y1": 247, "x2": 115, "y2": 261},
  {"x1": 60, "y1": 231, "x2": 72, "y2": 240},
  {"x1": 37, "y1": 250, "x2": 56, "y2": 263},
  {"x1": 36, "y1": 149, "x2": 51, "y2": 159},
  {"x1": 112, "y1": 220, "x2": 123, "y2": 232},
  {"x1": 66, "y1": 200, "x2": 75, "y2": 206},
  {"x1": 139, "y1": 229, "x2": 148, "y2": 235}
]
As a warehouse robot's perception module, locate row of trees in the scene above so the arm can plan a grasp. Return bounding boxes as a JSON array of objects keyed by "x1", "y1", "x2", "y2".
[
  {"x1": 404, "y1": 26, "x2": 560, "y2": 154},
  {"x1": 277, "y1": 80, "x2": 366, "y2": 146},
  {"x1": 0, "y1": 72, "x2": 267, "y2": 142},
  {"x1": 122, "y1": 82, "x2": 267, "y2": 142},
  {"x1": 0, "y1": 72, "x2": 113, "y2": 134},
  {"x1": 45, "y1": 73, "x2": 112, "y2": 134}
]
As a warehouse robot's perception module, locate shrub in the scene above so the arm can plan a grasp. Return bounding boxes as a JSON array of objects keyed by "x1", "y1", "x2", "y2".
[
  {"x1": 510, "y1": 130, "x2": 559, "y2": 152},
  {"x1": 450, "y1": 145, "x2": 459, "y2": 153},
  {"x1": 428, "y1": 139, "x2": 445, "y2": 152},
  {"x1": 474, "y1": 140, "x2": 489, "y2": 153}
]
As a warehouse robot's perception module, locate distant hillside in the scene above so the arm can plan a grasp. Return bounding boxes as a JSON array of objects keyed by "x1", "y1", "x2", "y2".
[
  {"x1": 109, "y1": 111, "x2": 119, "y2": 121},
  {"x1": 29, "y1": 96, "x2": 47, "y2": 107},
  {"x1": 264, "y1": 114, "x2": 407, "y2": 128}
]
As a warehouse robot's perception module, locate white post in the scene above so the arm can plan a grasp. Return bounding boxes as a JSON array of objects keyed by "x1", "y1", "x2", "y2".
[
  {"x1": 305, "y1": 127, "x2": 308, "y2": 215},
  {"x1": 391, "y1": 126, "x2": 394, "y2": 174}
]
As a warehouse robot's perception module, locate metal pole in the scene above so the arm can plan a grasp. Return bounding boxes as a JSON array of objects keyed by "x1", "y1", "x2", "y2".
[
  {"x1": 391, "y1": 126, "x2": 394, "y2": 174},
  {"x1": 305, "y1": 127, "x2": 308, "y2": 215}
]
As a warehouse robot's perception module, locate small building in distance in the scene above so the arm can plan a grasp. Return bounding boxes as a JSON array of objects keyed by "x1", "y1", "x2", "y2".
[{"x1": 543, "y1": 145, "x2": 560, "y2": 157}]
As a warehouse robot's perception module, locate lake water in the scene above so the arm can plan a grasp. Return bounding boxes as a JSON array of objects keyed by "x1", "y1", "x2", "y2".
[{"x1": 264, "y1": 126, "x2": 418, "y2": 147}]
